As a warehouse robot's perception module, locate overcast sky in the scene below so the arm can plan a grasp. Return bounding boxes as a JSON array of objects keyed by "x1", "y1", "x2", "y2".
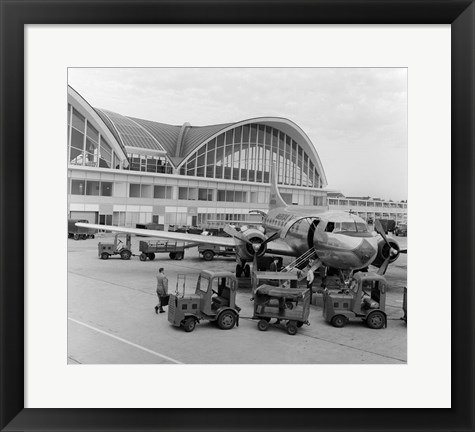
[{"x1": 68, "y1": 68, "x2": 407, "y2": 201}]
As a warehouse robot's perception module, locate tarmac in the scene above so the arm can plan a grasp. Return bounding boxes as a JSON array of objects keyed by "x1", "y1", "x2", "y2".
[{"x1": 68, "y1": 233, "x2": 407, "y2": 364}]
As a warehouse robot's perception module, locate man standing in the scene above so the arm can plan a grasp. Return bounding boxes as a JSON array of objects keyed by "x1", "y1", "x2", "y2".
[
  {"x1": 269, "y1": 257, "x2": 280, "y2": 272},
  {"x1": 155, "y1": 267, "x2": 168, "y2": 314}
]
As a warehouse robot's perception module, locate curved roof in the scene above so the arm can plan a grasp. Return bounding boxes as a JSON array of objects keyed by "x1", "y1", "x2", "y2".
[
  {"x1": 67, "y1": 86, "x2": 327, "y2": 184},
  {"x1": 176, "y1": 117, "x2": 328, "y2": 186}
]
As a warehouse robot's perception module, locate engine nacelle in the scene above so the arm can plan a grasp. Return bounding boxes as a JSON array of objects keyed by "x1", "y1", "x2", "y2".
[
  {"x1": 372, "y1": 237, "x2": 401, "y2": 268},
  {"x1": 234, "y1": 227, "x2": 268, "y2": 261}
]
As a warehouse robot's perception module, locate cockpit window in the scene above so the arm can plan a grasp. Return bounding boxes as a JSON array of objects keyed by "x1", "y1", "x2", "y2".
[
  {"x1": 338, "y1": 221, "x2": 369, "y2": 233},
  {"x1": 325, "y1": 222, "x2": 335, "y2": 232}
]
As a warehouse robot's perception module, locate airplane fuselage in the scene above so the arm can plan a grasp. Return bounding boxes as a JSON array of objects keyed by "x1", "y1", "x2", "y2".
[{"x1": 263, "y1": 207, "x2": 378, "y2": 270}]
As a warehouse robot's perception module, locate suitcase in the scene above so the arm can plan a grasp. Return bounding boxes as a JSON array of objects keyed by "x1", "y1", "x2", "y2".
[{"x1": 160, "y1": 294, "x2": 170, "y2": 307}]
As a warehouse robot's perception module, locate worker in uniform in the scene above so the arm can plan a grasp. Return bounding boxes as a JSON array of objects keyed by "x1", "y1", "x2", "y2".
[
  {"x1": 155, "y1": 267, "x2": 169, "y2": 314},
  {"x1": 306, "y1": 261, "x2": 315, "y2": 303}
]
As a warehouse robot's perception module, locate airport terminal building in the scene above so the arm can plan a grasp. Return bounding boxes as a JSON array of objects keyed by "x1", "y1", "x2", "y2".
[{"x1": 67, "y1": 86, "x2": 406, "y2": 228}]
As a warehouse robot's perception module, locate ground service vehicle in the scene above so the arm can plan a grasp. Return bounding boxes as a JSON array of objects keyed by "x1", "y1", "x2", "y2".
[
  {"x1": 168, "y1": 271, "x2": 241, "y2": 332},
  {"x1": 98, "y1": 233, "x2": 133, "y2": 260},
  {"x1": 395, "y1": 223, "x2": 407, "y2": 237},
  {"x1": 253, "y1": 285, "x2": 310, "y2": 335},
  {"x1": 323, "y1": 272, "x2": 387, "y2": 329},
  {"x1": 198, "y1": 243, "x2": 235, "y2": 261},
  {"x1": 68, "y1": 219, "x2": 95, "y2": 240},
  {"x1": 139, "y1": 240, "x2": 187, "y2": 261}
]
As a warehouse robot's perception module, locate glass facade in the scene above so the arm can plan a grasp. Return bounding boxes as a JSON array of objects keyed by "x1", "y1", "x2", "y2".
[
  {"x1": 68, "y1": 103, "x2": 122, "y2": 169},
  {"x1": 179, "y1": 124, "x2": 322, "y2": 188}
]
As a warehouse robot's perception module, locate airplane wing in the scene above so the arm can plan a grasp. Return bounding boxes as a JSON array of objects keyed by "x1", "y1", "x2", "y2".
[{"x1": 75, "y1": 223, "x2": 236, "y2": 248}]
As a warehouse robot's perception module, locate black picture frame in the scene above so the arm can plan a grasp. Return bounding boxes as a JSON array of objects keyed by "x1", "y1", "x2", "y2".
[{"x1": 1, "y1": 1, "x2": 474, "y2": 431}]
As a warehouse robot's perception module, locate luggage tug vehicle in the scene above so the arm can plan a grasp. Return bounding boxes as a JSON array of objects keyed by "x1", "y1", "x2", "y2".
[
  {"x1": 168, "y1": 271, "x2": 241, "y2": 332},
  {"x1": 98, "y1": 233, "x2": 133, "y2": 260},
  {"x1": 323, "y1": 272, "x2": 388, "y2": 329}
]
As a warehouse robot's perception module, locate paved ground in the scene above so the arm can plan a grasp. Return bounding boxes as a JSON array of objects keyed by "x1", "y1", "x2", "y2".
[{"x1": 68, "y1": 233, "x2": 407, "y2": 364}]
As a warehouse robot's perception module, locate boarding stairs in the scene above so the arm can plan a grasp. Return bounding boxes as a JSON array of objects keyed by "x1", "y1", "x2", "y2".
[{"x1": 280, "y1": 247, "x2": 319, "y2": 277}]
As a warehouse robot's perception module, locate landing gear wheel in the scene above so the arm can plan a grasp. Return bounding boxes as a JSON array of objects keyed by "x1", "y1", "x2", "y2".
[
  {"x1": 148, "y1": 253, "x2": 156, "y2": 261},
  {"x1": 286, "y1": 321, "x2": 298, "y2": 336},
  {"x1": 101, "y1": 252, "x2": 109, "y2": 260},
  {"x1": 244, "y1": 265, "x2": 251, "y2": 277},
  {"x1": 73, "y1": 234, "x2": 79, "y2": 240},
  {"x1": 182, "y1": 317, "x2": 196, "y2": 333},
  {"x1": 366, "y1": 311, "x2": 385, "y2": 329},
  {"x1": 217, "y1": 311, "x2": 237, "y2": 330},
  {"x1": 120, "y1": 250, "x2": 132, "y2": 260},
  {"x1": 203, "y1": 251, "x2": 214, "y2": 261},
  {"x1": 139, "y1": 253, "x2": 147, "y2": 261},
  {"x1": 257, "y1": 319, "x2": 269, "y2": 331},
  {"x1": 169, "y1": 252, "x2": 176, "y2": 260},
  {"x1": 235, "y1": 264, "x2": 243, "y2": 277},
  {"x1": 175, "y1": 252, "x2": 184, "y2": 260},
  {"x1": 331, "y1": 315, "x2": 347, "y2": 328}
]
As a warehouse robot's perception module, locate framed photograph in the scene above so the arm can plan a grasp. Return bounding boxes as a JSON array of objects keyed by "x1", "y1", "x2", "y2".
[{"x1": 1, "y1": 0, "x2": 473, "y2": 431}]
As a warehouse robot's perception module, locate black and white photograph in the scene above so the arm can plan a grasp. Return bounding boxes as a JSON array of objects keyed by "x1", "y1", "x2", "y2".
[{"x1": 67, "y1": 67, "x2": 408, "y2": 365}]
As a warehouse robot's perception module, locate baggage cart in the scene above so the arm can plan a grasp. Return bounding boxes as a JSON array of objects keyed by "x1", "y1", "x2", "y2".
[
  {"x1": 139, "y1": 240, "x2": 187, "y2": 261},
  {"x1": 252, "y1": 285, "x2": 311, "y2": 335}
]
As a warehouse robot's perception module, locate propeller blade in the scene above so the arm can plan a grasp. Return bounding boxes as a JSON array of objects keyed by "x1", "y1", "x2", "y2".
[
  {"x1": 261, "y1": 231, "x2": 279, "y2": 247},
  {"x1": 252, "y1": 251, "x2": 258, "y2": 270},
  {"x1": 223, "y1": 225, "x2": 253, "y2": 245},
  {"x1": 377, "y1": 256, "x2": 391, "y2": 276},
  {"x1": 374, "y1": 219, "x2": 391, "y2": 246}
]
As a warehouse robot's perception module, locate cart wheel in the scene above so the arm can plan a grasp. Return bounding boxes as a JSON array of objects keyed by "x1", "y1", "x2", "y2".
[
  {"x1": 73, "y1": 234, "x2": 79, "y2": 240},
  {"x1": 81, "y1": 234, "x2": 87, "y2": 240},
  {"x1": 244, "y1": 265, "x2": 251, "y2": 277},
  {"x1": 257, "y1": 319, "x2": 269, "y2": 331},
  {"x1": 331, "y1": 315, "x2": 347, "y2": 328},
  {"x1": 366, "y1": 311, "x2": 386, "y2": 330},
  {"x1": 120, "y1": 250, "x2": 132, "y2": 260},
  {"x1": 139, "y1": 253, "x2": 147, "y2": 261},
  {"x1": 297, "y1": 321, "x2": 304, "y2": 328},
  {"x1": 286, "y1": 321, "x2": 298, "y2": 336},
  {"x1": 101, "y1": 252, "x2": 109, "y2": 260},
  {"x1": 169, "y1": 252, "x2": 176, "y2": 260},
  {"x1": 175, "y1": 252, "x2": 184, "y2": 260},
  {"x1": 148, "y1": 253, "x2": 155, "y2": 261},
  {"x1": 203, "y1": 250, "x2": 214, "y2": 261},
  {"x1": 183, "y1": 317, "x2": 196, "y2": 333},
  {"x1": 90, "y1": 234, "x2": 95, "y2": 239},
  {"x1": 217, "y1": 311, "x2": 237, "y2": 330},
  {"x1": 235, "y1": 264, "x2": 243, "y2": 277}
]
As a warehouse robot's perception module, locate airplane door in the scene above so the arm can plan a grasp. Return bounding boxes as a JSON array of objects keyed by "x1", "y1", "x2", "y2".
[{"x1": 307, "y1": 219, "x2": 320, "y2": 248}]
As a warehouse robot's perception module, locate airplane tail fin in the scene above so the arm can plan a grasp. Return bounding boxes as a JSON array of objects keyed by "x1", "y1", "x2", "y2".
[{"x1": 269, "y1": 164, "x2": 287, "y2": 210}]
